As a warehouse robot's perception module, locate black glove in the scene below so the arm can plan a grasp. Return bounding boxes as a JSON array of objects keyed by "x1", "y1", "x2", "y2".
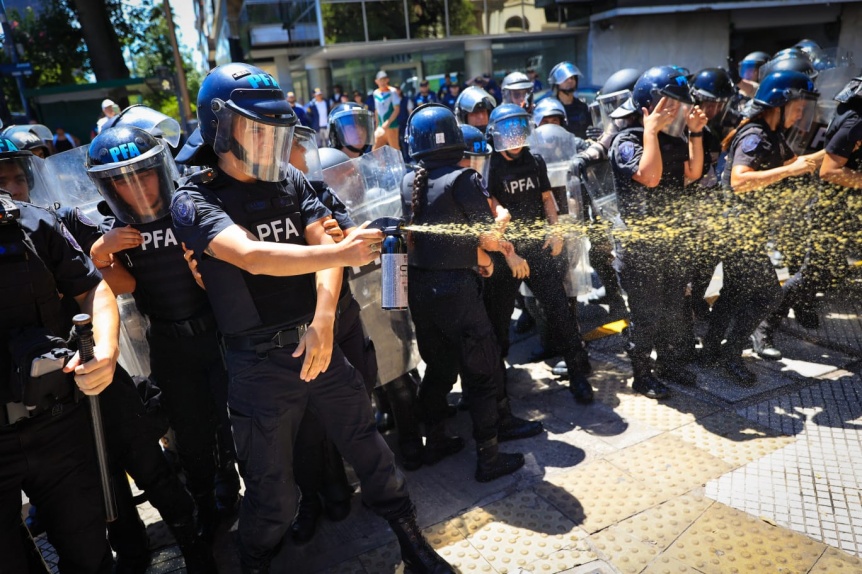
[{"x1": 585, "y1": 126, "x2": 604, "y2": 141}]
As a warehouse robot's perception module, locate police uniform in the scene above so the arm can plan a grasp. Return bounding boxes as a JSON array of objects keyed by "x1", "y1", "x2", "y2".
[
  {"x1": 101, "y1": 203, "x2": 238, "y2": 526},
  {"x1": 484, "y1": 150, "x2": 590, "y2": 383},
  {"x1": 562, "y1": 99, "x2": 591, "y2": 139},
  {"x1": 0, "y1": 199, "x2": 112, "y2": 573},
  {"x1": 172, "y1": 165, "x2": 413, "y2": 566},
  {"x1": 609, "y1": 127, "x2": 696, "y2": 377},
  {"x1": 56, "y1": 205, "x2": 214, "y2": 569}
]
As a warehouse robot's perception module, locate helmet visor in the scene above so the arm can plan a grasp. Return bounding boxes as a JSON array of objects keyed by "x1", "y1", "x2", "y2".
[
  {"x1": 108, "y1": 106, "x2": 182, "y2": 149},
  {"x1": 333, "y1": 109, "x2": 375, "y2": 149},
  {"x1": 467, "y1": 155, "x2": 490, "y2": 182},
  {"x1": 214, "y1": 107, "x2": 294, "y2": 182},
  {"x1": 739, "y1": 61, "x2": 761, "y2": 81},
  {"x1": 660, "y1": 99, "x2": 692, "y2": 139},
  {"x1": 589, "y1": 101, "x2": 602, "y2": 128},
  {"x1": 87, "y1": 144, "x2": 175, "y2": 224},
  {"x1": 0, "y1": 154, "x2": 52, "y2": 204},
  {"x1": 598, "y1": 89, "x2": 632, "y2": 128},
  {"x1": 491, "y1": 116, "x2": 532, "y2": 152},
  {"x1": 503, "y1": 89, "x2": 531, "y2": 107},
  {"x1": 290, "y1": 128, "x2": 323, "y2": 183}
]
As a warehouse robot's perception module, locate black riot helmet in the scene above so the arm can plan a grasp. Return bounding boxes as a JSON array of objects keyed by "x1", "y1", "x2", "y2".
[
  {"x1": 759, "y1": 48, "x2": 816, "y2": 81},
  {"x1": 196, "y1": 62, "x2": 296, "y2": 182},
  {"x1": 834, "y1": 76, "x2": 862, "y2": 105},
  {"x1": 86, "y1": 126, "x2": 176, "y2": 224},
  {"x1": 0, "y1": 137, "x2": 53, "y2": 203},
  {"x1": 501, "y1": 72, "x2": 534, "y2": 110},
  {"x1": 599, "y1": 68, "x2": 641, "y2": 97},
  {"x1": 454, "y1": 86, "x2": 497, "y2": 129},
  {"x1": 596, "y1": 68, "x2": 641, "y2": 126},
  {"x1": 404, "y1": 103, "x2": 465, "y2": 161},
  {"x1": 3, "y1": 130, "x2": 50, "y2": 159},
  {"x1": 328, "y1": 102, "x2": 374, "y2": 155},
  {"x1": 738, "y1": 51, "x2": 770, "y2": 81},
  {"x1": 630, "y1": 66, "x2": 695, "y2": 137},
  {"x1": 691, "y1": 68, "x2": 736, "y2": 124}
]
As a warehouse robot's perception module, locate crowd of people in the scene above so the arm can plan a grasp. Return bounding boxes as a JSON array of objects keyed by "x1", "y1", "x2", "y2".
[{"x1": 1, "y1": 36, "x2": 860, "y2": 574}]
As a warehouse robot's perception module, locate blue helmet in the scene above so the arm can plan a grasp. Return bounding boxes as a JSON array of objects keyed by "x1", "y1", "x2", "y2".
[
  {"x1": 328, "y1": 101, "x2": 374, "y2": 154},
  {"x1": 631, "y1": 66, "x2": 694, "y2": 111},
  {"x1": 487, "y1": 103, "x2": 532, "y2": 153},
  {"x1": 752, "y1": 70, "x2": 818, "y2": 110},
  {"x1": 86, "y1": 126, "x2": 176, "y2": 224},
  {"x1": 197, "y1": 62, "x2": 296, "y2": 181},
  {"x1": 404, "y1": 103, "x2": 465, "y2": 161},
  {"x1": 739, "y1": 51, "x2": 770, "y2": 81},
  {"x1": 691, "y1": 68, "x2": 735, "y2": 102},
  {"x1": 599, "y1": 68, "x2": 640, "y2": 97},
  {"x1": 319, "y1": 146, "x2": 351, "y2": 171},
  {"x1": 759, "y1": 49, "x2": 816, "y2": 81},
  {"x1": 454, "y1": 86, "x2": 497, "y2": 127},
  {"x1": 548, "y1": 62, "x2": 583, "y2": 91},
  {"x1": 532, "y1": 97, "x2": 567, "y2": 126}
]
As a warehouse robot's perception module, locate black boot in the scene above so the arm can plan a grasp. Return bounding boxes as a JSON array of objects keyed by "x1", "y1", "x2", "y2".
[
  {"x1": 631, "y1": 360, "x2": 669, "y2": 400},
  {"x1": 191, "y1": 489, "x2": 219, "y2": 544},
  {"x1": 422, "y1": 422, "x2": 464, "y2": 466},
  {"x1": 751, "y1": 324, "x2": 782, "y2": 360},
  {"x1": 384, "y1": 373, "x2": 425, "y2": 471},
  {"x1": 497, "y1": 398, "x2": 544, "y2": 442},
  {"x1": 168, "y1": 518, "x2": 217, "y2": 574},
  {"x1": 723, "y1": 356, "x2": 757, "y2": 387},
  {"x1": 291, "y1": 490, "x2": 322, "y2": 544},
  {"x1": 400, "y1": 437, "x2": 425, "y2": 471},
  {"x1": 568, "y1": 368, "x2": 594, "y2": 404},
  {"x1": 475, "y1": 438, "x2": 525, "y2": 483},
  {"x1": 389, "y1": 513, "x2": 455, "y2": 574},
  {"x1": 654, "y1": 361, "x2": 698, "y2": 386}
]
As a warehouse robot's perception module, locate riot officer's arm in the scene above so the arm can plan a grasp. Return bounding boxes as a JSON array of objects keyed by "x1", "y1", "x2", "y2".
[
  {"x1": 204, "y1": 220, "x2": 382, "y2": 276},
  {"x1": 683, "y1": 106, "x2": 708, "y2": 184},
  {"x1": 65, "y1": 281, "x2": 120, "y2": 395},
  {"x1": 731, "y1": 157, "x2": 818, "y2": 193},
  {"x1": 820, "y1": 152, "x2": 862, "y2": 188},
  {"x1": 293, "y1": 222, "x2": 341, "y2": 382},
  {"x1": 89, "y1": 228, "x2": 141, "y2": 294}
]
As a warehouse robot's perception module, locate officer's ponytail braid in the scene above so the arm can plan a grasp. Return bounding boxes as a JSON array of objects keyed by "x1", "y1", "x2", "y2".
[
  {"x1": 722, "y1": 115, "x2": 756, "y2": 151},
  {"x1": 408, "y1": 164, "x2": 428, "y2": 247}
]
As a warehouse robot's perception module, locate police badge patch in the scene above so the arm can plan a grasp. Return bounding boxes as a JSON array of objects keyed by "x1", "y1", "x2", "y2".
[
  {"x1": 60, "y1": 223, "x2": 83, "y2": 253},
  {"x1": 75, "y1": 207, "x2": 97, "y2": 228},
  {"x1": 619, "y1": 141, "x2": 635, "y2": 163},
  {"x1": 172, "y1": 192, "x2": 197, "y2": 227},
  {"x1": 741, "y1": 134, "x2": 761, "y2": 154}
]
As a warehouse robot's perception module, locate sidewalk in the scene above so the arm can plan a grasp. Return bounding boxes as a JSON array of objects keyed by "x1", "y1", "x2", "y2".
[{"x1": 37, "y1": 297, "x2": 862, "y2": 573}]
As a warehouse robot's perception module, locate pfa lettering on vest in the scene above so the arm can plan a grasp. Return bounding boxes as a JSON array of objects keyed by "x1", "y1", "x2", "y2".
[
  {"x1": 256, "y1": 218, "x2": 300, "y2": 242},
  {"x1": 505, "y1": 177, "x2": 537, "y2": 194},
  {"x1": 140, "y1": 228, "x2": 178, "y2": 250}
]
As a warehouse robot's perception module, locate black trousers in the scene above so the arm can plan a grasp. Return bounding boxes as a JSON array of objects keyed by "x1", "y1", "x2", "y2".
[
  {"x1": 0, "y1": 401, "x2": 112, "y2": 573},
  {"x1": 148, "y1": 328, "x2": 230, "y2": 498},
  {"x1": 293, "y1": 295, "x2": 376, "y2": 504},
  {"x1": 226, "y1": 342, "x2": 411, "y2": 567},
  {"x1": 409, "y1": 268, "x2": 499, "y2": 440},
  {"x1": 483, "y1": 244, "x2": 586, "y2": 370},
  {"x1": 100, "y1": 367, "x2": 195, "y2": 558}
]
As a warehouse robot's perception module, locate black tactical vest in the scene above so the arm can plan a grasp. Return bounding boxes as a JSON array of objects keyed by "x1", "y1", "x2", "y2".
[
  {"x1": 825, "y1": 105, "x2": 862, "y2": 172},
  {"x1": 0, "y1": 218, "x2": 66, "y2": 400},
  {"x1": 721, "y1": 120, "x2": 788, "y2": 189},
  {"x1": 401, "y1": 166, "x2": 480, "y2": 271},
  {"x1": 182, "y1": 177, "x2": 318, "y2": 337}
]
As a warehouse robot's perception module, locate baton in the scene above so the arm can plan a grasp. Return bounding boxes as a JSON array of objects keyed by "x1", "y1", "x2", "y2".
[{"x1": 73, "y1": 313, "x2": 118, "y2": 523}]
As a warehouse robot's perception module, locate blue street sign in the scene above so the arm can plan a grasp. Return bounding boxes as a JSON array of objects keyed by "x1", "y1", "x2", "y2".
[{"x1": 0, "y1": 62, "x2": 33, "y2": 77}]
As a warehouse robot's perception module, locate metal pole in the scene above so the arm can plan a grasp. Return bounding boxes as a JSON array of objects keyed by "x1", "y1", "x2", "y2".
[
  {"x1": 483, "y1": 0, "x2": 489, "y2": 34},
  {"x1": 362, "y1": 0, "x2": 369, "y2": 42},
  {"x1": 315, "y1": 0, "x2": 325, "y2": 45},
  {"x1": 0, "y1": 0, "x2": 31, "y2": 119},
  {"x1": 163, "y1": 0, "x2": 192, "y2": 133},
  {"x1": 444, "y1": 0, "x2": 450, "y2": 37},
  {"x1": 403, "y1": 0, "x2": 410, "y2": 40}
]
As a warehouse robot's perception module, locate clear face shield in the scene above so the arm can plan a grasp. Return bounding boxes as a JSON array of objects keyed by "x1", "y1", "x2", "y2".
[
  {"x1": 0, "y1": 153, "x2": 53, "y2": 204},
  {"x1": 503, "y1": 88, "x2": 531, "y2": 108},
  {"x1": 739, "y1": 61, "x2": 761, "y2": 82},
  {"x1": 589, "y1": 101, "x2": 602, "y2": 128},
  {"x1": 212, "y1": 96, "x2": 295, "y2": 182},
  {"x1": 490, "y1": 116, "x2": 532, "y2": 153},
  {"x1": 466, "y1": 154, "x2": 490, "y2": 181},
  {"x1": 290, "y1": 128, "x2": 324, "y2": 182},
  {"x1": 107, "y1": 105, "x2": 183, "y2": 149},
  {"x1": 87, "y1": 145, "x2": 176, "y2": 224},
  {"x1": 598, "y1": 90, "x2": 632, "y2": 128},
  {"x1": 333, "y1": 109, "x2": 375, "y2": 151},
  {"x1": 783, "y1": 95, "x2": 820, "y2": 154},
  {"x1": 656, "y1": 97, "x2": 692, "y2": 139}
]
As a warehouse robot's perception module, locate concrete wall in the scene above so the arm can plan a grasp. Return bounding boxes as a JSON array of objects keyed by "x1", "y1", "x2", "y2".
[
  {"x1": 838, "y1": 2, "x2": 862, "y2": 67},
  {"x1": 588, "y1": 12, "x2": 730, "y2": 87}
]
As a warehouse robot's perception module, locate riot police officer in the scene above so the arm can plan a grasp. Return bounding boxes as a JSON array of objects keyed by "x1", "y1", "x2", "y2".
[
  {"x1": 501, "y1": 72, "x2": 535, "y2": 113},
  {"x1": 402, "y1": 103, "x2": 527, "y2": 482},
  {"x1": 454, "y1": 86, "x2": 497, "y2": 132},
  {"x1": 690, "y1": 68, "x2": 736, "y2": 189},
  {"x1": 820, "y1": 76, "x2": 862, "y2": 188},
  {"x1": 547, "y1": 62, "x2": 591, "y2": 138},
  {"x1": 85, "y1": 125, "x2": 240, "y2": 543},
  {"x1": 721, "y1": 71, "x2": 824, "y2": 363},
  {"x1": 532, "y1": 97, "x2": 569, "y2": 128},
  {"x1": 484, "y1": 103, "x2": 594, "y2": 403},
  {"x1": 607, "y1": 66, "x2": 708, "y2": 398},
  {"x1": 328, "y1": 101, "x2": 375, "y2": 158},
  {"x1": 0, "y1": 189, "x2": 120, "y2": 572},
  {"x1": 170, "y1": 63, "x2": 451, "y2": 574}
]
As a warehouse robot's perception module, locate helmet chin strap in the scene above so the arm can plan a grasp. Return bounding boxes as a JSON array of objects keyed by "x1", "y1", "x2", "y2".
[{"x1": 345, "y1": 144, "x2": 367, "y2": 156}]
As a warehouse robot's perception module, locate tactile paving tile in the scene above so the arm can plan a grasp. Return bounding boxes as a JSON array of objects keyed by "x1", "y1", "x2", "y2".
[
  {"x1": 318, "y1": 558, "x2": 368, "y2": 573},
  {"x1": 611, "y1": 393, "x2": 718, "y2": 433},
  {"x1": 666, "y1": 503, "x2": 825, "y2": 574},
  {"x1": 452, "y1": 490, "x2": 595, "y2": 573},
  {"x1": 535, "y1": 459, "x2": 667, "y2": 533},
  {"x1": 589, "y1": 525, "x2": 660, "y2": 574},
  {"x1": 640, "y1": 555, "x2": 706, "y2": 574},
  {"x1": 425, "y1": 520, "x2": 497, "y2": 573},
  {"x1": 809, "y1": 546, "x2": 862, "y2": 573},
  {"x1": 668, "y1": 412, "x2": 796, "y2": 467},
  {"x1": 357, "y1": 540, "x2": 404, "y2": 573},
  {"x1": 605, "y1": 434, "x2": 733, "y2": 498},
  {"x1": 590, "y1": 371, "x2": 636, "y2": 405},
  {"x1": 614, "y1": 493, "x2": 713, "y2": 550}
]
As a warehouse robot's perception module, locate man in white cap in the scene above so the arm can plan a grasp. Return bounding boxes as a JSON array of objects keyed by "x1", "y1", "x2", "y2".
[
  {"x1": 372, "y1": 70, "x2": 401, "y2": 150},
  {"x1": 95, "y1": 98, "x2": 119, "y2": 134}
]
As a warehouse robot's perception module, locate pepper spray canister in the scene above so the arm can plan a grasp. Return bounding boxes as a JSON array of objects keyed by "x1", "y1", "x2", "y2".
[{"x1": 381, "y1": 224, "x2": 408, "y2": 310}]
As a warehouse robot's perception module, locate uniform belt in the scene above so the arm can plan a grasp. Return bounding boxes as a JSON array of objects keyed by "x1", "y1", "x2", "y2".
[
  {"x1": 1, "y1": 396, "x2": 75, "y2": 427},
  {"x1": 223, "y1": 324, "x2": 309, "y2": 354},
  {"x1": 149, "y1": 313, "x2": 218, "y2": 339}
]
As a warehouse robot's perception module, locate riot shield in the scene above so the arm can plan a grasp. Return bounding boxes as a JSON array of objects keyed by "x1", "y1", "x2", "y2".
[
  {"x1": 322, "y1": 146, "x2": 420, "y2": 386},
  {"x1": 528, "y1": 124, "x2": 591, "y2": 297},
  {"x1": 787, "y1": 64, "x2": 859, "y2": 154},
  {"x1": 582, "y1": 161, "x2": 621, "y2": 223},
  {"x1": 42, "y1": 146, "x2": 103, "y2": 218},
  {"x1": 116, "y1": 294, "x2": 151, "y2": 377}
]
